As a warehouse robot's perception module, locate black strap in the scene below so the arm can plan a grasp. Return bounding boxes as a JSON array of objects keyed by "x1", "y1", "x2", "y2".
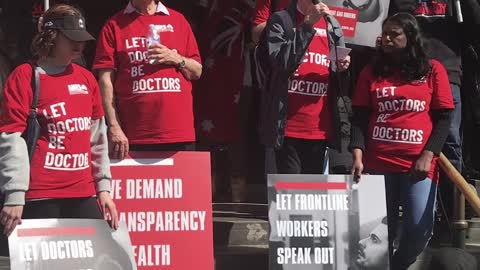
[
  {"x1": 26, "y1": 63, "x2": 40, "y2": 161},
  {"x1": 30, "y1": 64, "x2": 40, "y2": 112}
]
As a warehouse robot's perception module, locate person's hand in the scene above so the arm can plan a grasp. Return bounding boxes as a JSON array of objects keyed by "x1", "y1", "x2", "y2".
[
  {"x1": 410, "y1": 150, "x2": 434, "y2": 180},
  {"x1": 147, "y1": 44, "x2": 183, "y2": 66},
  {"x1": 108, "y1": 125, "x2": 129, "y2": 160},
  {"x1": 304, "y1": 3, "x2": 330, "y2": 25},
  {"x1": 98, "y1": 192, "x2": 119, "y2": 230},
  {"x1": 0, "y1": 206, "x2": 23, "y2": 236},
  {"x1": 351, "y1": 148, "x2": 364, "y2": 182},
  {"x1": 337, "y1": 55, "x2": 351, "y2": 72}
]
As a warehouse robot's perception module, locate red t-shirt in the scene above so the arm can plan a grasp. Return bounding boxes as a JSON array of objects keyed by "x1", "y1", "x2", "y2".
[
  {"x1": 0, "y1": 63, "x2": 104, "y2": 200},
  {"x1": 285, "y1": 15, "x2": 332, "y2": 140},
  {"x1": 194, "y1": 0, "x2": 253, "y2": 144},
  {"x1": 93, "y1": 8, "x2": 201, "y2": 144},
  {"x1": 253, "y1": 0, "x2": 291, "y2": 26},
  {"x1": 352, "y1": 60, "x2": 454, "y2": 178}
]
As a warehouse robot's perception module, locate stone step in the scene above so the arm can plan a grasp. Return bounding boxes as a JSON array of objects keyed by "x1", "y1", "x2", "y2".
[
  {"x1": 215, "y1": 252, "x2": 268, "y2": 270},
  {"x1": 0, "y1": 257, "x2": 8, "y2": 270},
  {"x1": 213, "y1": 203, "x2": 269, "y2": 249},
  {"x1": 213, "y1": 203, "x2": 268, "y2": 270},
  {"x1": 213, "y1": 203, "x2": 268, "y2": 219},
  {"x1": 467, "y1": 218, "x2": 480, "y2": 250}
]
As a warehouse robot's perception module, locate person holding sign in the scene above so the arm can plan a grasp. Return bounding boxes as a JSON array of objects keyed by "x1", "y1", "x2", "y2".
[
  {"x1": 349, "y1": 13, "x2": 454, "y2": 270},
  {"x1": 0, "y1": 4, "x2": 119, "y2": 253},
  {"x1": 93, "y1": 0, "x2": 202, "y2": 159}
]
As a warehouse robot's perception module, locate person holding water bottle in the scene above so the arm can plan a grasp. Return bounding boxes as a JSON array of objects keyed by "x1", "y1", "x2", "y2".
[{"x1": 93, "y1": 0, "x2": 202, "y2": 157}]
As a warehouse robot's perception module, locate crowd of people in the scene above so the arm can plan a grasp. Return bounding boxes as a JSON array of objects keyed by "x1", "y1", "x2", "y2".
[{"x1": 0, "y1": 0, "x2": 480, "y2": 269}]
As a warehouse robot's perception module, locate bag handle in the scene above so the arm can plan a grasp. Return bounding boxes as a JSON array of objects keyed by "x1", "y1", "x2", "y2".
[
  {"x1": 26, "y1": 64, "x2": 40, "y2": 161},
  {"x1": 30, "y1": 64, "x2": 40, "y2": 112}
]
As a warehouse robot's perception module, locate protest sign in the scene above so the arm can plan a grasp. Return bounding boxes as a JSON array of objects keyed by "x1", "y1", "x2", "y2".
[
  {"x1": 9, "y1": 219, "x2": 136, "y2": 270},
  {"x1": 268, "y1": 174, "x2": 389, "y2": 270},
  {"x1": 110, "y1": 151, "x2": 214, "y2": 270},
  {"x1": 327, "y1": 0, "x2": 391, "y2": 47}
]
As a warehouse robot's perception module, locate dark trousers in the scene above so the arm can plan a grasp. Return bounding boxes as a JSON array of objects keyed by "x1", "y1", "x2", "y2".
[
  {"x1": 439, "y1": 84, "x2": 463, "y2": 221},
  {"x1": 275, "y1": 137, "x2": 328, "y2": 174},
  {"x1": 0, "y1": 197, "x2": 103, "y2": 256}
]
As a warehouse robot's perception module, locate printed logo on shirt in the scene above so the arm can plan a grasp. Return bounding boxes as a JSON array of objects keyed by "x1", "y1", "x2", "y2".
[
  {"x1": 41, "y1": 102, "x2": 92, "y2": 171},
  {"x1": 314, "y1": 28, "x2": 327, "y2": 37},
  {"x1": 132, "y1": 77, "x2": 181, "y2": 94},
  {"x1": 302, "y1": 52, "x2": 330, "y2": 67},
  {"x1": 371, "y1": 126, "x2": 424, "y2": 145},
  {"x1": 44, "y1": 152, "x2": 90, "y2": 171},
  {"x1": 68, "y1": 84, "x2": 89, "y2": 95},
  {"x1": 153, "y1": 24, "x2": 175, "y2": 33},
  {"x1": 370, "y1": 86, "x2": 425, "y2": 144},
  {"x1": 292, "y1": 27, "x2": 326, "y2": 37},
  {"x1": 288, "y1": 79, "x2": 328, "y2": 96}
]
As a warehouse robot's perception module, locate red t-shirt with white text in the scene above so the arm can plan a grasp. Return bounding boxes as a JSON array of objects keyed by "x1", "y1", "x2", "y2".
[
  {"x1": 352, "y1": 60, "x2": 454, "y2": 178},
  {"x1": 0, "y1": 63, "x2": 104, "y2": 200},
  {"x1": 285, "y1": 16, "x2": 332, "y2": 140},
  {"x1": 253, "y1": 0, "x2": 291, "y2": 26},
  {"x1": 93, "y1": 9, "x2": 201, "y2": 144}
]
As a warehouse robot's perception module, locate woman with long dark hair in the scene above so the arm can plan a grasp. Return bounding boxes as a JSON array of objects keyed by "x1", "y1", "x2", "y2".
[{"x1": 350, "y1": 13, "x2": 454, "y2": 269}]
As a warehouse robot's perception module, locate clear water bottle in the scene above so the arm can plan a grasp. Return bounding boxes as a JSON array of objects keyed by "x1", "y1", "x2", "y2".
[
  {"x1": 147, "y1": 24, "x2": 160, "y2": 64},
  {"x1": 147, "y1": 24, "x2": 161, "y2": 46}
]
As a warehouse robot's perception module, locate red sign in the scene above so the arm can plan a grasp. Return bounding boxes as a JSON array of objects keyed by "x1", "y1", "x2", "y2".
[
  {"x1": 110, "y1": 151, "x2": 213, "y2": 269},
  {"x1": 329, "y1": 7, "x2": 359, "y2": 39}
]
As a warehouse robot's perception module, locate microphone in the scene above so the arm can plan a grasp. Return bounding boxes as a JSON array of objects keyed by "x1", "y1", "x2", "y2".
[{"x1": 312, "y1": 0, "x2": 320, "y2": 4}]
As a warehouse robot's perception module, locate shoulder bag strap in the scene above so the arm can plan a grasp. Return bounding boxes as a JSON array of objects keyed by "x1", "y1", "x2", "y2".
[{"x1": 26, "y1": 63, "x2": 40, "y2": 161}]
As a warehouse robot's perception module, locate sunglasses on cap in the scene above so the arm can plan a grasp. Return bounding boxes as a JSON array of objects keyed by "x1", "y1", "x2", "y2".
[{"x1": 43, "y1": 15, "x2": 95, "y2": 42}]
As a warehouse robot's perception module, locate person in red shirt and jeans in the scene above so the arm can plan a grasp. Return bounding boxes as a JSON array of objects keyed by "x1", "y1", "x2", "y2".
[
  {"x1": 93, "y1": 0, "x2": 202, "y2": 158},
  {"x1": 350, "y1": 13, "x2": 454, "y2": 270},
  {"x1": 0, "y1": 4, "x2": 118, "y2": 256}
]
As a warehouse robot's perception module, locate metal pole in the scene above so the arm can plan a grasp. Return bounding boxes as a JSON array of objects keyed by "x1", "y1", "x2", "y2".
[
  {"x1": 44, "y1": 0, "x2": 49, "y2": 11},
  {"x1": 438, "y1": 153, "x2": 475, "y2": 248},
  {"x1": 453, "y1": 188, "x2": 467, "y2": 248},
  {"x1": 454, "y1": 0, "x2": 463, "y2": 23}
]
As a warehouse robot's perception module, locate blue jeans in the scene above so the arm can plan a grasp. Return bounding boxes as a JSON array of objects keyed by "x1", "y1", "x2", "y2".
[{"x1": 384, "y1": 174, "x2": 437, "y2": 270}]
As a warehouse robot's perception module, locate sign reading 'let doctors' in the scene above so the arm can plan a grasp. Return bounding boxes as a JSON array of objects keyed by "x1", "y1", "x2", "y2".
[{"x1": 110, "y1": 151, "x2": 214, "y2": 269}]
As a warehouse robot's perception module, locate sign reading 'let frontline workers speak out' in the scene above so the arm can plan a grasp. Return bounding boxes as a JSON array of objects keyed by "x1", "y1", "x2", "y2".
[{"x1": 268, "y1": 174, "x2": 389, "y2": 270}]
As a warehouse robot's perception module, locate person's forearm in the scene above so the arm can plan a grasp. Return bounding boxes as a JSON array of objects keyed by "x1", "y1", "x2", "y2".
[
  {"x1": 178, "y1": 57, "x2": 202, "y2": 81},
  {"x1": 349, "y1": 107, "x2": 371, "y2": 152},
  {"x1": 98, "y1": 71, "x2": 121, "y2": 128},
  {"x1": 252, "y1": 22, "x2": 266, "y2": 45},
  {"x1": 352, "y1": 148, "x2": 363, "y2": 160},
  {"x1": 90, "y1": 118, "x2": 111, "y2": 194},
  {"x1": 0, "y1": 132, "x2": 30, "y2": 206},
  {"x1": 424, "y1": 110, "x2": 452, "y2": 155}
]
